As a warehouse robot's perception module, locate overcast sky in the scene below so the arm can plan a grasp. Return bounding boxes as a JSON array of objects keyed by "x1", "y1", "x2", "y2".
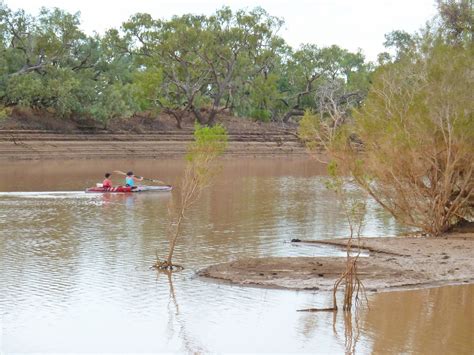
[{"x1": 4, "y1": 0, "x2": 438, "y2": 61}]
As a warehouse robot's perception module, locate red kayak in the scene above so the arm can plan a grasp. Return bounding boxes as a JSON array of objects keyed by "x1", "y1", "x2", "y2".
[{"x1": 85, "y1": 185, "x2": 172, "y2": 193}]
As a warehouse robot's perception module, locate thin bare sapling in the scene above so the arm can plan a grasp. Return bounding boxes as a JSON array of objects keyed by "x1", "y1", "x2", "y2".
[{"x1": 153, "y1": 123, "x2": 228, "y2": 270}]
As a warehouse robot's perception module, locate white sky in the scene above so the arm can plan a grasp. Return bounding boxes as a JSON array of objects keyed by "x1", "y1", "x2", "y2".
[{"x1": 4, "y1": 0, "x2": 438, "y2": 62}]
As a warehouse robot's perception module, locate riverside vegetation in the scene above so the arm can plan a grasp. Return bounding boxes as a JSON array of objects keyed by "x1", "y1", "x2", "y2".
[
  {"x1": 298, "y1": 0, "x2": 473, "y2": 237},
  {"x1": 0, "y1": 1, "x2": 371, "y2": 128},
  {"x1": 296, "y1": 0, "x2": 473, "y2": 311}
]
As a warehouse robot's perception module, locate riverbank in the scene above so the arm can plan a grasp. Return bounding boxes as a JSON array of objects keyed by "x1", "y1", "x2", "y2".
[
  {"x1": 0, "y1": 129, "x2": 306, "y2": 160},
  {"x1": 198, "y1": 231, "x2": 474, "y2": 293},
  {"x1": 0, "y1": 113, "x2": 309, "y2": 160}
]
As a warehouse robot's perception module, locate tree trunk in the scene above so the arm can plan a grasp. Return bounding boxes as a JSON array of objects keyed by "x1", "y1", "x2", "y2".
[
  {"x1": 191, "y1": 106, "x2": 207, "y2": 125},
  {"x1": 172, "y1": 111, "x2": 183, "y2": 129},
  {"x1": 206, "y1": 109, "x2": 218, "y2": 126},
  {"x1": 283, "y1": 108, "x2": 305, "y2": 122},
  {"x1": 167, "y1": 213, "x2": 184, "y2": 265}
]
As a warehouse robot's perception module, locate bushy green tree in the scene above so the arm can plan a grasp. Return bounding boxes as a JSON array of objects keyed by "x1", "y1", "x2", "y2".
[
  {"x1": 383, "y1": 30, "x2": 416, "y2": 61},
  {"x1": 89, "y1": 83, "x2": 138, "y2": 129},
  {"x1": 353, "y1": 42, "x2": 472, "y2": 235},
  {"x1": 0, "y1": 3, "x2": 139, "y2": 125},
  {"x1": 436, "y1": 0, "x2": 473, "y2": 45},
  {"x1": 301, "y1": 1, "x2": 473, "y2": 236},
  {"x1": 281, "y1": 44, "x2": 370, "y2": 123},
  {"x1": 122, "y1": 7, "x2": 284, "y2": 126},
  {"x1": 306, "y1": 39, "x2": 473, "y2": 236}
]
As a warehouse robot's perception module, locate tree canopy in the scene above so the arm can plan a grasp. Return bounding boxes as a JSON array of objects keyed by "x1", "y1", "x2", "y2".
[{"x1": 0, "y1": 2, "x2": 371, "y2": 128}]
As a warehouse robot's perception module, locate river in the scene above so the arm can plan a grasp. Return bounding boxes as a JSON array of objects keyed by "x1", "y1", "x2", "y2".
[{"x1": 0, "y1": 158, "x2": 472, "y2": 353}]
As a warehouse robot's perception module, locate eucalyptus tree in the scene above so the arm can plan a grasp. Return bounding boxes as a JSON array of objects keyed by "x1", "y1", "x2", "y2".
[
  {"x1": 87, "y1": 29, "x2": 140, "y2": 128},
  {"x1": 0, "y1": 2, "x2": 373, "y2": 129},
  {"x1": 0, "y1": 5, "x2": 93, "y2": 112},
  {"x1": 0, "y1": 6, "x2": 87, "y2": 76},
  {"x1": 279, "y1": 44, "x2": 322, "y2": 121},
  {"x1": 382, "y1": 30, "x2": 416, "y2": 62},
  {"x1": 123, "y1": 7, "x2": 284, "y2": 127},
  {"x1": 378, "y1": 0, "x2": 472, "y2": 65},
  {"x1": 122, "y1": 13, "x2": 211, "y2": 128},
  {"x1": 196, "y1": 7, "x2": 284, "y2": 125},
  {"x1": 281, "y1": 44, "x2": 370, "y2": 122},
  {"x1": 436, "y1": 0, "x2": 473, "y2": 45},
  {"x1": 219, "y1": 25, "x2": 288, "y2": 122},
  {"x1": 0, "y1": 3, "x2": 139, "y2": 125}
]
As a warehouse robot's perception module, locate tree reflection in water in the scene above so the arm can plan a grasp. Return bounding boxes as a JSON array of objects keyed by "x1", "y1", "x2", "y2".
[
  {"x1": 298, "y1": 293, "x2": 362, "y2": 354},
  {"x1": 344, "y1": 311, "x2": 361, "y2": 355},
  {"x1": 158, "y1": 271, "x2": 207, "y2": 354},
  {"x1": 330, "y1": 310, "x2": 361, "y2": 355}
]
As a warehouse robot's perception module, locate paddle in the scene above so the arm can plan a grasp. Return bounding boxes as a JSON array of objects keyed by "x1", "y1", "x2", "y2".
[{"x1": 113, "y1": 170, "x2": 169, "y2": 186}]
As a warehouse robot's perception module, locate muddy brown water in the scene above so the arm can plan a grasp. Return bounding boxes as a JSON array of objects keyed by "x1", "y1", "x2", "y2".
[{"x1": 0, "y1": 158, "x2": 472, "y2": 353}]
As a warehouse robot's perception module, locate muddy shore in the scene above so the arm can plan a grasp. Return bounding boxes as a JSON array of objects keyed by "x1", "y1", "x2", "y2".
[{"x1": 198, "y1": 232, "x2": 474, "y2": 293}]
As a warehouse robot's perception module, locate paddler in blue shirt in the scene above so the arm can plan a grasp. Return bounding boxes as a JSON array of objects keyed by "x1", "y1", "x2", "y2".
[{"x1": 125, "y1": 171, "x2": 143, "y2": 189}]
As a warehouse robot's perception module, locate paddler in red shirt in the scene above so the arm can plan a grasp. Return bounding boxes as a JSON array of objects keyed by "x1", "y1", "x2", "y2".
[{"x1": 102, "y1": 173, "x2": 113, "y2": 188}]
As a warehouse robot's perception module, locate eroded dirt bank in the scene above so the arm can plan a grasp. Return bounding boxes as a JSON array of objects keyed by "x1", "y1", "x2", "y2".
[
  {"x1": 0, "y1": 129, "x2": 306, "y2": 160},
  {"x1": 0, "y1": 113, "x2": 310, "y2": 160},
  {"x1": 198, "y1": 233, "x2": 474, "y2": 293}
]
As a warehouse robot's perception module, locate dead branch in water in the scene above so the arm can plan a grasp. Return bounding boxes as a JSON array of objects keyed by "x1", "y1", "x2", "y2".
[{"x1": 297, "y1": 307, "x2": 337, "y2": 312}]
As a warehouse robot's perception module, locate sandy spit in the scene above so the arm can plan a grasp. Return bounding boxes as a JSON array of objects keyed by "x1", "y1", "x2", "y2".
[{"x1": 198, "y1": 233, "x2": 474, "y2": 293}]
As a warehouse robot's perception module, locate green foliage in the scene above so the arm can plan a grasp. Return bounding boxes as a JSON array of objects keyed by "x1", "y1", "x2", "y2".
[
  {"x1": 186, "y1": 123, "x2": 228, "y2": 162},
  {"x1": 436, "y1": 0, "x2": 473, "y2": 45},
  {"x1": 347, "y1": 41, "x2": 473, "y2": 235},
  {"x1": 90, "y1": 83, "x2": 138, "y2": 128},
  {"x1": 0, "y1": 3, "x2": 138, "y2": 123},
  {"x1": 356, "y1": 43, "x2": 473, "y2": 152},
  {"x1": 246, "y1": 73, "x2": 281, "y2": 121},
  {"x1": 279, "y1": 44, "x2": 371, "y2": 122},
  {"x1": 301, "y1": 0, "x2": 473, "y2": 236},
  {"x1": 383, "y1": 30, "x2": 416, "y2": 61},
  {"x1": 4, "y1": 73, "x2": 44, "y2": 107},
  {"x1": 0, "y1": 105, "x2": 11, "y2": 120},
  {"x1": 122, "y1": 6, "x2": 286, "y2": 125},
  {"x1": 327, "y1": 160, "x2": 338, "y2": 179},
  {"x1": 250, "y1": 109, "x2": 271, "y2": 122},
  {"x1": 131, "y1": 68, "x2": 164, "y2": 111},
  {"x1": 297, "y1": 111, "x2": 321, "y2": 151},
  {"x1": 0, "y1": 2, "x2": 372, "y2": 127}
]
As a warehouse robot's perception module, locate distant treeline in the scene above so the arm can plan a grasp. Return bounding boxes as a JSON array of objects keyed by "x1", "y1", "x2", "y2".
[{"x1": 0, "y1": 1, "x2": 471, "y2": 128}]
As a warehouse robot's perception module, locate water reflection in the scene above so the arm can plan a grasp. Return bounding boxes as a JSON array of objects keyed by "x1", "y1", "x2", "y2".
[
  {"x1": 295, "y1": 285, "x2": 474, "y2": 354},
  {"x1": 159, "y1": 271, "x2": 207, "y2": 354},
  {"x1": 344, "y1": 311, "x2": 360, "y2": 355},
  {"x1": 297, "y1": 306, "x2": 362, "y2": 355}
]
